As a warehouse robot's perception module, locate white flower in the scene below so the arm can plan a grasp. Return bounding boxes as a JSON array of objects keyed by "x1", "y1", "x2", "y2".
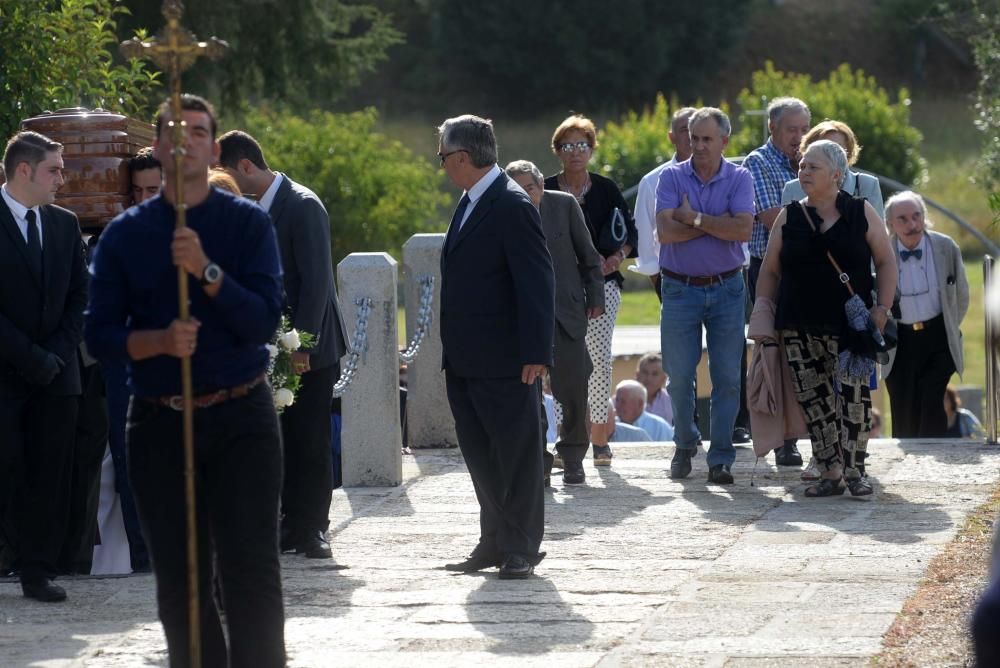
[
  {"x1": 266, "y1": 344, "x2": 279, "y2": 360},
  {"x1": 279, "y1": 329, "x2": 301, "y2": 351},
  {"x1": 274, "y1": 388, "x2": 295, "y2": 408}
]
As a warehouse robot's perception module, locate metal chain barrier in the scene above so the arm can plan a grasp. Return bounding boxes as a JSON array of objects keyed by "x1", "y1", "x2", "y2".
[
  {"x1": 332, "y1": 297, "x2": 373, "y2": 398},
  {"x1": 399, "y1": 276, "x2": 435, "y2": 364}
]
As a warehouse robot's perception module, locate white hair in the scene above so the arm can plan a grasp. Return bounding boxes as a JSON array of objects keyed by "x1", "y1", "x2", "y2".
[{"x1": 805, "y1": 139, "x2": 848, "y2": 187}]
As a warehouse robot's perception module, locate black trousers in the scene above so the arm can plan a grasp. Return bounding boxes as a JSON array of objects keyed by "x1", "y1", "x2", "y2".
[
  {"x1": 58, "y1": 361, "x2": 109, "y2": 574},
  {"x1": 128, "y1": 384, "x2": 285, "y2": 668},
  {"x1": 280, "y1": 363, "x2": 336, "y2": 536},
  {"x1": 550, "y1": 323, "x2": 593, "y2": 464},
  {"x1": 446, "y1": 370, "x2": 545, "y2": 560},
  {"x1": 0, "y1": 391, "x2": 77, "y2": 583},
  {"x1": 885, "y1": 315, "x2": 955, "y2": 438}
]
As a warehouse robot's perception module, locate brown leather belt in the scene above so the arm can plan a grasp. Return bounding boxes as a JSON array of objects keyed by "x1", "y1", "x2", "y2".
[
  {"x1": 148, "y1": 372, "x2": 268, "y2": 411},
  {"x1": 660, "y1": 266, "x2": 742, "y2": 287}
]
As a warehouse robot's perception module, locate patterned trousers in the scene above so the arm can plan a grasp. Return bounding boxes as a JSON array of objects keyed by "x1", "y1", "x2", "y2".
[{"x1": 781, "y1": 330, "x2": 871, "y2": 477}]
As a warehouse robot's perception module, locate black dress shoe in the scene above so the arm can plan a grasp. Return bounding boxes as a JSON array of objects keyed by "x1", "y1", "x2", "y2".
[
  {"x1": 445, "y1": 553, "x2": 502, "y2": 572},
  {"x1": 774, "y1": 443, "x2": 803, "y2": 466},
  {"x1": 670, "y1": 448, "x2": 694, "y2": 479},
  {"x1": 297, "y1": 531, "x2": 332, "y2": 559},
  {"x1": 562, "y1": 460, "x2": 586, "y2": 485},
  {"x1": 732, "y1": 427, "x2": 752, "y2": 444},
  {"x1": 498, "y1": 554, "x2": 534, "y2": 580},
  {"x1": 22, "y1": 578, "x2": 67, "y2": 602},
  {"x1": 707, "y1": 464, "x2": 734, "y2": 484},
  {"x1": 279, "y1": 526, "x2": 299, "y2": 553}
]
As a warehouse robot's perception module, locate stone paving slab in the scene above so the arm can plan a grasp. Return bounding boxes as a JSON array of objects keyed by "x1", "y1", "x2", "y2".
[{"x1": 1, "y1": 438, "x2": 998, "y2": 667}]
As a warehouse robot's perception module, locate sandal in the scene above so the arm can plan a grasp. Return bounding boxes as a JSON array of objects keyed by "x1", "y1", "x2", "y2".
[
  {"x1": 592, "y1": 445, "x2": 613, "y2": 467},
  {"x1": 847, "y1": 476, "x2": 873, "y2": 497},
  {"x1": 804, "y1": 477, "x2": 846, "y2": 497}
]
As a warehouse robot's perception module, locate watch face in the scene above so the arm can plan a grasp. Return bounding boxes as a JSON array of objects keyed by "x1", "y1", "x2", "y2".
[{"x1": 205, "y1": 264, "x2": 221, "y2": 283}]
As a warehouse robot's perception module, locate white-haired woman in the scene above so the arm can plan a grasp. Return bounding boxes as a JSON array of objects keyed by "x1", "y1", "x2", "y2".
[{"x1": 752, "y1": 140, "x2": 897, "y2": 497}]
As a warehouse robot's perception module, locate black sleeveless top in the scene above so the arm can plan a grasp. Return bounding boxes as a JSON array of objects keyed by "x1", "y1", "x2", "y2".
[{"x1": 775, "y1": 191, "x2": 874, "y2": 335}]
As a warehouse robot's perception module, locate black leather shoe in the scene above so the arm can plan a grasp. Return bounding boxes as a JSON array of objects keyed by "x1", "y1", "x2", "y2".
[
  {"x1": 22, "y1": 579, "x2": 67, "y2": 602},
  {"x1": 498, "y1": 554, "x2": 534, "y2": 580},
  {"x1": 562, "y1": 460, "x2": 586, "y2": 485},
  {"x1": 732, "y1": 427, "x2": 752, "y2": 444},
  {"x1": 279, "y1": 526, "x2": 299, "y2": 553},
  {"x1": 298, "y1": 531, "x2": 332, "y2": 559},
  {"x1": 774, "y1": 443, "x2": 803, "y2": 466},
  {"x1": 707, "y1": 464, "x2": 734, "y2": 484},
  {"x1": 670, "y1": 448, "x2": 694, "y2": 479},
  {"x1": 445, "y1": 553, "x2": 502, "y2": 572}
]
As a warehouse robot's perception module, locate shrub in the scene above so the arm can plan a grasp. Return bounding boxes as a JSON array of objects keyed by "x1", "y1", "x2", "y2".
[
  {"x1": 0, "y1": 0, "x2": 159, "y2": 137},
  {"x1": 238, "y1": 107, "x2": 451, "y2": 265},
  {"x1": 730, "y1": 62, "x2": 925, "y2": 187}
]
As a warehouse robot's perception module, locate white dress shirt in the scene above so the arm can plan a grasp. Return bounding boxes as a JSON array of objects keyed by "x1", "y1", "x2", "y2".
[
  {"x1": 1, "y1": 184, "x2": 43, "y2": 247},
  {"x1": 459, "y1": 164, "x2": 503, "y2": 229},
  {"x1": 897, "y1": 234, "x2": 941, "y2": 323},
  {"x1": 628, "y1": 156, "x2": 677, "y2": 276},
  {"x1": 257, "y1": 172, "x2": 284, "y2": 213}
]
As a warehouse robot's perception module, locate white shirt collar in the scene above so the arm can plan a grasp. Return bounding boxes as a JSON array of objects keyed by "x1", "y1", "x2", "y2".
[
  {"x1": 1, "y1": 183, "x2": 34, "y2": 220},
  {"x1": 258, "y1": 172, "x2": 284, "y2": 213},
  {"x1": 465, "y1": 164, "x2": 502, "y2": 204}
]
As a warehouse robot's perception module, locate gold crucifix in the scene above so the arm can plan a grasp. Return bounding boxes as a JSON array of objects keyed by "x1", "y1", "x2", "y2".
[{"x1": 120, "y1": 4, "x2": 227, "y2": 668}]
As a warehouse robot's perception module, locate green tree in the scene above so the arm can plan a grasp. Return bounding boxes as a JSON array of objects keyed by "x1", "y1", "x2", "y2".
[
  {"x1": 0, "y1": 0, "x2": 159, "y2": 138},
  {"x1": 237, "y1": 107, "x2": 450, "y2": 264},
  {"x1": 120, "y1": 1, "x2": 401, "y2": 112},
  {"x1": 730, "y1": 62, "x2": 925, "y2": 187}
]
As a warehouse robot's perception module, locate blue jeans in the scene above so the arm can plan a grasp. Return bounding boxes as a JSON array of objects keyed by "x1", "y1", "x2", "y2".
[{"x1": 660, "y1": 271, "x2": 746, "y2": 468}]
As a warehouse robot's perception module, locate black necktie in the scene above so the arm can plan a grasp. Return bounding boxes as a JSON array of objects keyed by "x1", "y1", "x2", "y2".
[
  {"x1": 900, "y1": 248, "x2": 923, "y2": 262},
  {"x1": 25, "y1": 209, "x2": 42, "y2": 276},
  {"x1": 447, "y1": 194, "x2": 470, "y2": 250}
]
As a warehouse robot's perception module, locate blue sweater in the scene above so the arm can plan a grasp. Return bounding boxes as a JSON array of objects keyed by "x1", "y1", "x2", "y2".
[{"x1": 85, "y1": 189, "x2": 283, "y2": 398}]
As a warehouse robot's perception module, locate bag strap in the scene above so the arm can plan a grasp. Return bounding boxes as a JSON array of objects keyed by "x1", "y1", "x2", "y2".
[{"x1": 798, "y1": 201, "x2": 855, "y2": 297}]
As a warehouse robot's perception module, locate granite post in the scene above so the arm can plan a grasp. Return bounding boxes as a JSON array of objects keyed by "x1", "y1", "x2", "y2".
[{"x1": 337, "y1": 253, "x2": 402, "y2": 486}]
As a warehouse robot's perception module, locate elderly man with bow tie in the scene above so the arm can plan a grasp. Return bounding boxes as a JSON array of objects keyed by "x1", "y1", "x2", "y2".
[{"x1": 882, "y1": 190, "x2": 970, "y2": 438}]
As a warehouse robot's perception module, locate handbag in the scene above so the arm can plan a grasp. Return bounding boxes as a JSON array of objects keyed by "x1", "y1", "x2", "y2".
[{"x1": 596, "y1": 207, "x2": 627, "y2": 255}]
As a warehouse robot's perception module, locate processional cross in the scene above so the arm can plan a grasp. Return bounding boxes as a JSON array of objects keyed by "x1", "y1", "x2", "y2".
[{"x1": 120, "y1": 4, "x2": 227, "y2": 666}]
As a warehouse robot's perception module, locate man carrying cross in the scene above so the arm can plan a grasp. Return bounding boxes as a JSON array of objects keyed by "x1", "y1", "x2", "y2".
[{"x1": 85, "y1": 94, "x2": 286, "y2": 667}]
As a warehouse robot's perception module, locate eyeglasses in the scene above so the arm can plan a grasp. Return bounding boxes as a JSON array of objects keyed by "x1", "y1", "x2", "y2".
[
  {"x1": 558, "y1": 141, "x2": 592, "y2": 154},
  {"x1": 437, "y1": 149, "x2": 467, "y2": 165}
]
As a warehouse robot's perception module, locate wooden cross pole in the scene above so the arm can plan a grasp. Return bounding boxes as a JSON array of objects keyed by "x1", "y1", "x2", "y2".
[{"x1": 120, "y1": 4, "x2": 227, "y2": 667}]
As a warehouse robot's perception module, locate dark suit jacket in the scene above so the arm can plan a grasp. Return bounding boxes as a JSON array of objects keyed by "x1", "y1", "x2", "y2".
[
  {"x1": 0, "y1": 197, "x2": 87, "y2": 398},
  {"x1": 539, "y1": 190, "x2": 604, "y2": 341},
  {"x1": 440, "y1": 171, "x2": 555, "y2": 378},
  {"x1": 268, "y1": 174, "x2": 347, "y2": 370}
]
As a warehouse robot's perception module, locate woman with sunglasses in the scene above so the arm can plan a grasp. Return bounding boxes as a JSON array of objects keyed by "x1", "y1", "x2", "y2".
[{"x1": 544, "y1": 115, "x2": 637, "y2": 467}]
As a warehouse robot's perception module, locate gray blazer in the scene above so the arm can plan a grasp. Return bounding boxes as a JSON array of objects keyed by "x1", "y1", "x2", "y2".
[
  {"x1": 882, "y1": 229, "x2": 969, "y2": 376},
  {"x1": 268, "y1": 174, "x2": 348, "y2": 370},
  {"x1": 539, "y1": 190, "x2": 604, "y2": 340}
]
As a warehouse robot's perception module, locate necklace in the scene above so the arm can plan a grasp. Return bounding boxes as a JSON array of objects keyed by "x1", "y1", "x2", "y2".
[{"x1": 559, "y1": 173, "x2": 591, "y2": 204}]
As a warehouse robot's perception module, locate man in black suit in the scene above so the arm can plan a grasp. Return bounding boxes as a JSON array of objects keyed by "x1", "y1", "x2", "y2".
[
  {"x1": 0, "y1": 131, "x2": 88, "y2": 602},
  {"x1": 219, "y1": 131, "x2": 348, "y2": 559},
  {"x1": 438, "y1": 115, "x2": 555, "y2": 579}
]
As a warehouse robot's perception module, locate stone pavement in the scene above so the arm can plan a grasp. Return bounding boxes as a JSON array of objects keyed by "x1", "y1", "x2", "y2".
[{"x1": 2, "y1": 438, "x2": 999, "y2": 667}]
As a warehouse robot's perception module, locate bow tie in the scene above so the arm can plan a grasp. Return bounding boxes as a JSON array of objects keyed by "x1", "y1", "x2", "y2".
[{"x1": 900, "y1": 248, "x2": 923, "y2": 261}]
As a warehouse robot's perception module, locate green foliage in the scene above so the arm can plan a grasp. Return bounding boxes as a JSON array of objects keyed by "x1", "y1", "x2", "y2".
[
  {"x1": 237, "y1": 107, "x2": 450, "y2": 264},
  {"x1": 969, "y1": 2, "x2": 1000, "y2": 191},
  {"x1": 730, "y1": 62, "x2": 926, "y2": 187},
  {"x1": 0, "y1": 0, "x2": 159, "y2": 138},
  {"x1": 591, "y1": 93, "x2": 677, "y2": 191},
  {"x1": 120, "y1": 1, "x2": 401, "y2": 112}
]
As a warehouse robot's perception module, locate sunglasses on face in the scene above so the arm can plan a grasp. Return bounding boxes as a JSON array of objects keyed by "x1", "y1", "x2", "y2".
[{"x1": 558, "y1": 141, "x2": 592, "y2": 154}]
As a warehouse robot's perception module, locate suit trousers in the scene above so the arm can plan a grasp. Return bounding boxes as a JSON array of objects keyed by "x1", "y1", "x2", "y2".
[
  {"x1": 0, "y1": 391, "x2": 78, "y2": 583},
  {"x1": 445, "y1": 370, "x2": 545, "y2": 559},
  {"x1": 280, "y1": 362, "x2": 337, "y2": 535},
  {"x1": 550, "y1": 322, "x2": 593, "y2": 464},
  {"x1": 58, "y1": 362, "x2": 109, "y2": 574},
  {"x1": 127, "y1": 384, "x2": 285, "y2": 668},
  {"x1": 885, "y1": 315, "x2": 955, "y2": 438}
]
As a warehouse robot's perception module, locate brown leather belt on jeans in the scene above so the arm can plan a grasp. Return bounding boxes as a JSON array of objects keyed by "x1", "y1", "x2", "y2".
[
  {"x1": 148, "y1": 372, "x2": 268, "y2": 411},
  {"x1": 660, "y1": 266, "x2": 741, "y2": 287}
]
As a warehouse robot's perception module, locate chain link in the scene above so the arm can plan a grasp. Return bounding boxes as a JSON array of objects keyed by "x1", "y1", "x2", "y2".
[
  {"x1": 399, "y1": 276, "x2": 435, "y2": 364},
  {"x1": 332, "y1": 297, "x2": 373, "y2": 398}
]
